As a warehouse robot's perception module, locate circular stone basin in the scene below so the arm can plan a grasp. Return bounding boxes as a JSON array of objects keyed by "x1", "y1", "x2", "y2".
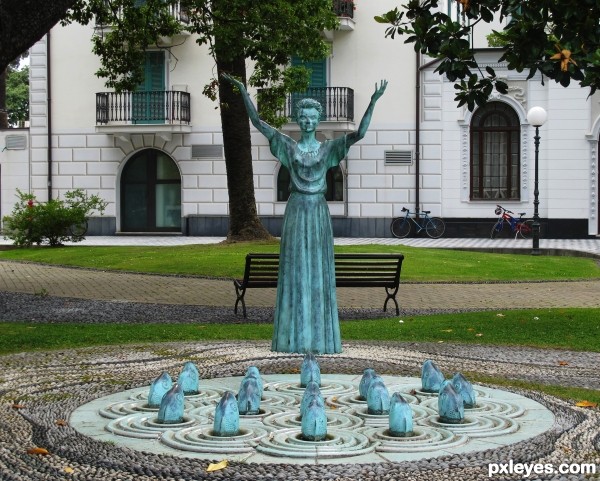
[{"x1": 70, "y1": 374, "x2": 554, "y2": 464}]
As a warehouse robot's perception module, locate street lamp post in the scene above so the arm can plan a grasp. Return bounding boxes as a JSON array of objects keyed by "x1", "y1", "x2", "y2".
[{"x1": 526, "y1": 106, "x2": 547, "y2": 256}]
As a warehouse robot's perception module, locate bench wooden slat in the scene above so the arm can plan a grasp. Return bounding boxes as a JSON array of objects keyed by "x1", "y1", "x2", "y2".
[{"x1": 234, "y1": 252, "x2": 404, "y2": 318}]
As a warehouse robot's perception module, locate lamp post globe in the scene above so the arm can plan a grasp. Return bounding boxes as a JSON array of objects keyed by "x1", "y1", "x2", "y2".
[
  {"x1": 527, "y1": 106, "x2": 547, "y2": 127},
  {"x1": 526, "y1": 106, "x2": 547, "y2": 256}
]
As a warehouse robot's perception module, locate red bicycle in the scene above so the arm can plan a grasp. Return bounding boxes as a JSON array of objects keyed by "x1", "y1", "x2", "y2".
[{"x1": 490, "y1": 205, "x2": 533, "y2": 239}]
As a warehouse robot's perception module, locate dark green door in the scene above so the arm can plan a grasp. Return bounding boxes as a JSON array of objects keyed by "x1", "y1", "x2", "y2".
[
  {"x1": 121, "y1": 149, "x2": 181, "y2": 232},
  {"x1": 132, "y1": 51, "x2": 166, "y2": 124}
]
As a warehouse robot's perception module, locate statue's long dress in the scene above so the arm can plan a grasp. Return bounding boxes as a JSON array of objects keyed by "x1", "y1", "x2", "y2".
[{"x1": 269, "y1": 134, "x2": 348, "y2": 354}]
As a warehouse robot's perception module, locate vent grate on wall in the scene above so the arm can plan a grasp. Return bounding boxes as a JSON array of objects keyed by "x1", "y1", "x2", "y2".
[
  {"x1": 192, "y1": 144, "x2": 224, "y2": 159},
  {"x1": 385, "y1": 150, "x2": 413, "y2": 165},
  {"x1": 4, "y1": 135, "x2": 28, "y2": 150}
]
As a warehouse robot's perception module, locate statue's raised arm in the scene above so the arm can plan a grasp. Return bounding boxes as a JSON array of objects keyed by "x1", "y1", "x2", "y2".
[
  {"x1": 221, "y1": 74, "x2": 277, "y2": 141},
  {"x1": 347, "y1": 80, "x2": 388, "y2": 146}
]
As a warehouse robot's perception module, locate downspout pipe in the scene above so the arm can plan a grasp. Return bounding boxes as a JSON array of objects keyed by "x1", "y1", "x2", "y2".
[
  {"x1": 47, "y1": 31, "x2": 53, "y2": 201},
  {"x1": 415, "y1": 52, "x2": 420, "y2": 217}
]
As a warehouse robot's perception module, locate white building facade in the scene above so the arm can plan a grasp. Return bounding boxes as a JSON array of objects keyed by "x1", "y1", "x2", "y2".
[{"x1": 0, "y1": 0, "x2": 597, "y2": 238}]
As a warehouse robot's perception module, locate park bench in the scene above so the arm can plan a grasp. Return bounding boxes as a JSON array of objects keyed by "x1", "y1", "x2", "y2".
[{"x1": 233, "y1": 253, "x2": 404, "y2": 318}]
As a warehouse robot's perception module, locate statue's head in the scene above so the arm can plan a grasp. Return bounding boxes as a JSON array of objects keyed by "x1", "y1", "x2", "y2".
[{"x1": 296, "y1": 98, "x2": 323, "y2": 130}]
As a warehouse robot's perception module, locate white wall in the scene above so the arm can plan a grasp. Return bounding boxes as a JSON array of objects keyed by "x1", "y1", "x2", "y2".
[{"x1": 0, "y1": 130, "x2": 30, "y2": 220}]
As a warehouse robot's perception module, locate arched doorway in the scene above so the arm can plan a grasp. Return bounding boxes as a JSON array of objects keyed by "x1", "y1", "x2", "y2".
[{"x1": 120, "y1": 149, "x2": 181, "y2": 232}]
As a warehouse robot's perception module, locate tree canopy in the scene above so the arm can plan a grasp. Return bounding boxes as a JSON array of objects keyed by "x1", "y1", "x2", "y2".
[
  {"x1": 6, "y1": 66, "x2": 29, "y2": 127},
  {"x1": 376, "y1": 0, "x2": 600, "y2": 110},
  {"x1": 0, "y1": 0, "x2": 78, "y2": 73}
]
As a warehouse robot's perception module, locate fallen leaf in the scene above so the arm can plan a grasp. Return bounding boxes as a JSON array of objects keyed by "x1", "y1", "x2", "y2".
[
  {"x1": 557, "y1": 361, "x2": 569, "y2": 366},
  {"x1": 64, "y1": 467, "x2": 75, "y2": 474},
  {"x1": 11, "y1": 403, "x2": 25, "y2": 409},
  {"x1": 575, "y1": 400, "x2": 598, "y2": 408},
  {"x1": 437, "y1": 341, "x2": 444, "y2": 343},
  {"x1": 467, "y1": 328, "x2": 475, "y2": 332},
  {"x1": 441, "y1": 329, "x2": 453, "y2": 333},
  {"x1": 475, "y1": 333, "x2": 483, "y2": 337},
  {"x1": 27, "y1": 447, "x2": 50, "y2": 455},
  {"x1": 496, "y1": 313, "x2": 505, "y2": 317},
  {"x1": 409, "y1": 389, "x2": 417, "y2": 395},
  {"x1": 207, "y1": 460, "x2": 228, "y2": 472},
  {"x1": 55, "y1": 419, "x2": 68, "y2": 426}
]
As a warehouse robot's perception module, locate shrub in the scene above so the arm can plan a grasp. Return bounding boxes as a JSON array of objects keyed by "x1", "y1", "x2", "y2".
[{"x1": 2, "y1": 189, "x2": 107, "y2": 247}]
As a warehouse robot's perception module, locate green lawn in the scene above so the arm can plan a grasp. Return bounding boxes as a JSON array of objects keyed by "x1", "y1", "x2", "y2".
[
  {"x1": 2, "y1": 308, "x2": 599, "y2": 404},
  {"x1": 1, "y1": 308, "x2": 598, "y2": 356},
  {"x1": 0, "y1": 242, "x2": 598, "y2": 282}
]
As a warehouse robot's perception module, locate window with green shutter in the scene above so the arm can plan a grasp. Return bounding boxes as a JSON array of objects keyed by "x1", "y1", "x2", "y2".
[
  {"x1": 290, "y1": 57, "x2": 327, "y2": 118},
  {"x1": 132, "y1": 51, "x2": 166, "y2": 124}
]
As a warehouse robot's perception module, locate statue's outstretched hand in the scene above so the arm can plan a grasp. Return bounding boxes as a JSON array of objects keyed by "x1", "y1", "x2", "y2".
[
  {"x1": 221, "y1": 73, "x2": 245, "y2": 92},
  {"x1": 371, "y1": 80, "x2": 388, "y2": 102}
]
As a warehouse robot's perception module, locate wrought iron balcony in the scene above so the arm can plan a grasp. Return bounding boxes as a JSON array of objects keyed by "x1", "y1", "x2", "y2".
[
  {"x1": 95, "y1": 1, "x2": 189, "y2": 27},
  {"x1": 333, "y1": 0, "x2": 355, "y2": 19},
  {"x1": 281, "y1": 87, "x2": 354, "y2": 123},
  {"x1": 96, "y1": 90, "x2": 191, "y2": 125}
]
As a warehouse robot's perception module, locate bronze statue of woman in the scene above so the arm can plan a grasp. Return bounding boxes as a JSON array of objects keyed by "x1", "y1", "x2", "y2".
[{"x1": 223, "y1": 74, "x2": 387, "y2": 354}]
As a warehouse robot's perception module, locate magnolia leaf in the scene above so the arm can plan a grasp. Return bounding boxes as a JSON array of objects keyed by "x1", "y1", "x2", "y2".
[
  {"x1": 64, "y1": 467, "x2": 75, "y2": 474},
  {"x1": 55, "y1": 419, "x2": 68, "y2": 426},
  {"x1": 475, "y1": 333, "x2": 483, "y2": 337},
  {"x1": 206, "y1": 460, "x2": 228, "y2": 472},
  {"x1": 11, "y1": 403, "x2": 25, "y2": 409},
  {"x1": 441, "y1": 329, "x2": 453, "y2": 333},
  {"x1": 27, "y1": 447, "x2": 50, "y2": 455},
  {"x1": 496, "y1": 313, "x2": 505, "y2": 317},
  {"x1": 575, "y1": 400, "x2": 597, "y2": 408}
]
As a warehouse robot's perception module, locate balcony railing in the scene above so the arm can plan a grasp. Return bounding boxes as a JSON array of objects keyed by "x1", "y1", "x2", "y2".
[
  {"x1": 96, "y1": 91, "x2": 191, "y2": 125},
  {"x1": 333, "y1": 0, "x2": 355, "y2": 19},
  {"x1": 95, "y1": 1, "x2": 189, "y2": 26},
  {"x1": 282, "y1": 87, "x2": 354, "y2": 122}
]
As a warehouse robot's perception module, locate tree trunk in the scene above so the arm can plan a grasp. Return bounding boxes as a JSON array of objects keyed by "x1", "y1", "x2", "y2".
[
  {"x1": 0, "y1": 0, "x2": 78, "y2": 73},
  {"x1": 0, "y1": 69, "x2": 7, "y2": 128},
  {"x1": 215, "y1": 47, "x2": 273, "y2": 242}
]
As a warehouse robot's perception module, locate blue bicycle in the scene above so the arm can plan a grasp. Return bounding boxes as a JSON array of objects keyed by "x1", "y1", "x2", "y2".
[{"x1": 390, "y1": 207, "x2": 445, "y2": 238}]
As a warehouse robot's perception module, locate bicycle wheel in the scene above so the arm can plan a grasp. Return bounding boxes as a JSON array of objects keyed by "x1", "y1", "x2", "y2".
[
  {"x1": 517, "y1": 220, "x2": 534, "y2": 239},
  {"x1": 425, "y1": 217, "x2": 445, "y2": 238},
  {"x1": 490, "y1": 221, "x2": 503, "y2": 239},
  {"x1": 390, "y1": 217, "x2": 411, "y2": 238},
  {"x1": 69, "y1": 220, "x2": 88, "y2": 239}
]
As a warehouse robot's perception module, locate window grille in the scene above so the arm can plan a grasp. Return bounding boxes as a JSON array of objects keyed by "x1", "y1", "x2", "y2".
[
  {"x1": 4, "y1": 135, "x2": 27, "y2": 150},
  {"x1": 384, "y1": 150, "x2": 413, "y2": 165}
]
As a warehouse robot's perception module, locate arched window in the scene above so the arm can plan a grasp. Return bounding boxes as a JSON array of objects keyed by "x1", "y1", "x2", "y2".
[
  {"x1": 277, "y1": 166, "x2": 344, "y2": 202},
  {"x1": 470, "y1": 102, "x2": 521, "y2": 200}
]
